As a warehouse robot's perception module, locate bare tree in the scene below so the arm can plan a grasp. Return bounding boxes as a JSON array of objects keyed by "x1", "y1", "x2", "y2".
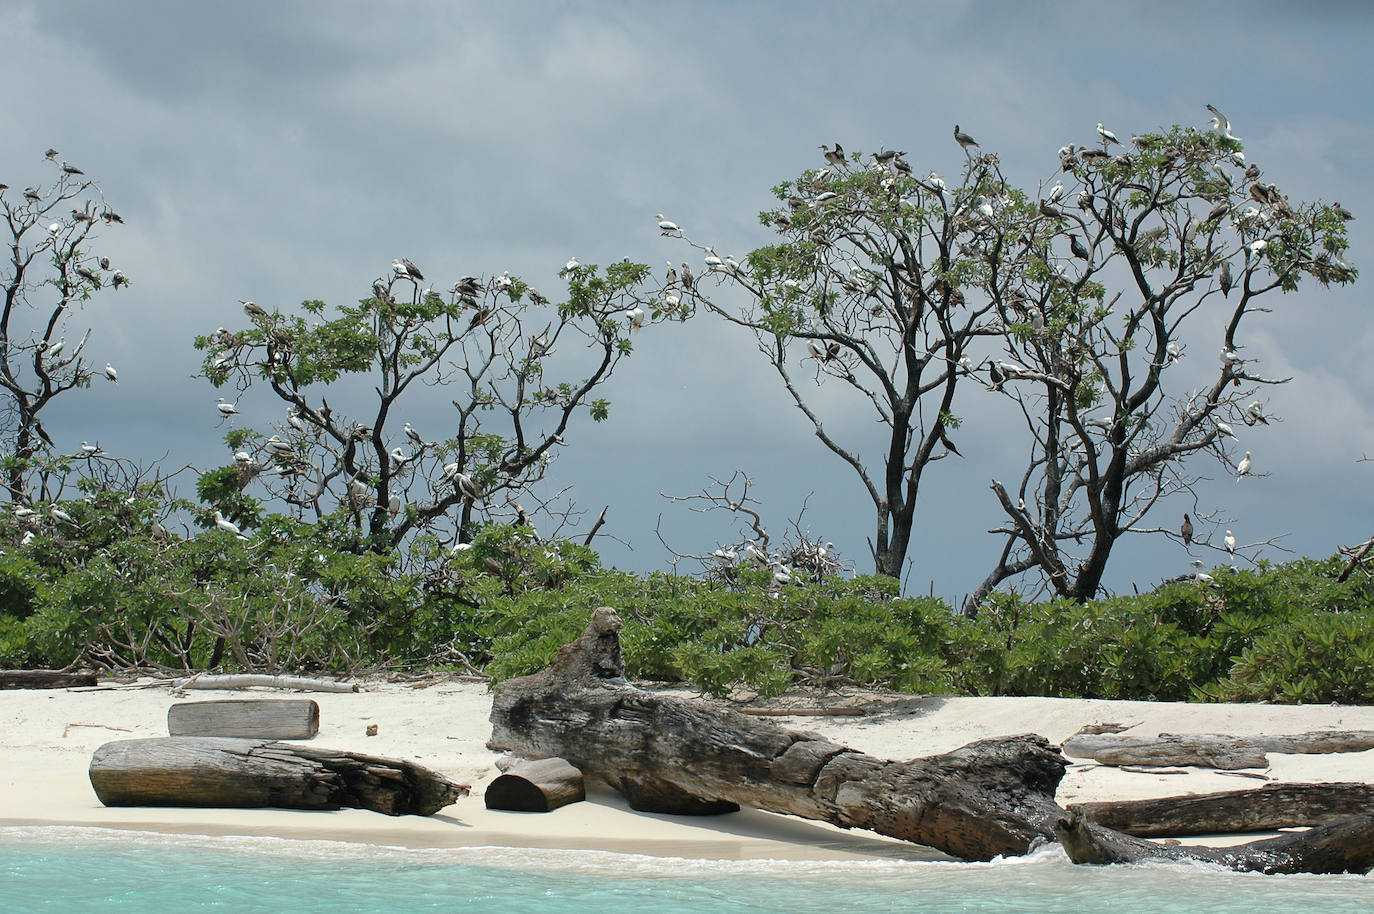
[
  {"x1": 966, "y1": 120, "x2": 1356, "y2": 610},
  {"x1": 196, "y1": 258, "x2": 664, "y2": 552},
  {"x1": 0, "y1": 152, "x2": 129, "y2": 502},
  {"x1": 671, "y1": 141, "x2": 1008, "y2": 579}
]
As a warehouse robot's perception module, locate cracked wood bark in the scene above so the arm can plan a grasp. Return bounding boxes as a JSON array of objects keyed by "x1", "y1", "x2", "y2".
[
  {"x1": 89, "y1": 737, "x2": 467, "y2": 816},
  {"x1": 1056, "y1": 809, "x2": 1374, "y2": 875},
  {"x1": 489, "y1": 607, "x2": 1070, "y2": 861},
  {"x1": 489, "y1": 608, "x2": 1374, "y2": 873},
  {"x1": 1073, "y1": 782, "x2": 1374, "y2": 837},
  {"x1": 1061, "y1": 730, "x2": 1374, "y2": 769}
]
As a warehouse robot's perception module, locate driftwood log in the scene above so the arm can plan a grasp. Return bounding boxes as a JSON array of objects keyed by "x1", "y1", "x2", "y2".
[
  {"x1": 168, "y1": 699, "x2": 320, "y2": 739},
  {"x1": 170, "y1": 673, "x2": 359, "y2": 693},
  {"x1": 1073, "y1": 782, "x2": 1374, "y2": 837},
  {"x1": 1, "y1": 670, "x2": 98, "y2": 689},
  {"x1": 485, "y1": 757, "x2": 586, "y2": 812},
  {"x1": 489, "y1": 607, "x2": 1374, "y2": 873},
  {"x1": 1061, "y1": 730, "x2": 1374, "y2": 770},
  {"x1": 1056, "y1": 810, "x2": 1374, "y2": 875},
  {"x1": 89, "y1": 737, "x2": 466, "y2": 815}
]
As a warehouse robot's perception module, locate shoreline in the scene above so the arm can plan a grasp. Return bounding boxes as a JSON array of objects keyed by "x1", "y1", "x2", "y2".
[{"x1": 3, "y1": 680, "x2": 1373, "y2": 861}]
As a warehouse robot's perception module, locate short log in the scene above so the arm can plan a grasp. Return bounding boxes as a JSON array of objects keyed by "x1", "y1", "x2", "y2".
[
  {"x1": 89, "y1": 737, "x2": 467, "y2": 816},
  {"x1": 168, "y1": 699, "x2": 320, "y2": 739},
  {"x1": 1072, "y1": 782, "x2": 1374, "y2": 837},
  {"x1": 1, "y1": 670, "x2": 98, "y2": 689},
  {"x1": 485, "y1": 757, "x2": 586, "y2": 812}
]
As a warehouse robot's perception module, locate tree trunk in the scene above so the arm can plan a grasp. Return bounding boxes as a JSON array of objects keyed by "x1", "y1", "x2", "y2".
[
  {"x1": 489, "y1": 607, "x2": 1374, "y2": 874},
  {"x1": 490, "y1": 607, "x2": 1071, "y2": 861},
  {"x1": 1061, "y1": 730, "x2": 1374, "y2": 770},
  {"x1": 1073, "y1": 783, "x2": 1374, "y2": 837},
  {"x1": 0, "y1": 670, "x2": 98, "y2": 689},
  {"x1": 167, "y1": 699, "x2": 320, "y2": 739},
  {"x1": 1056, "y1": 809, "x2": 1374, "y2": 875},
  {"x1": 485, "y1": 757, "x2": 585, "y2": 812},
  {"x1": 89, "y1": 737, "x2": 466, "y2": 816}
]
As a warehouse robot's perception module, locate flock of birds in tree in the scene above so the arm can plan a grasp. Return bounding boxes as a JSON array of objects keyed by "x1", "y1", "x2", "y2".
[{"x1": 653, "y1": 107, "x2": 1351, "y2": 584}]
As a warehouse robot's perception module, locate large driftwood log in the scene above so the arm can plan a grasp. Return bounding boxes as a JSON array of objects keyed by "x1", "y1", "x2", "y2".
[
  {"x1": 1061, "y1": 730, "x2": 1374, "y2": 770},
  {"x1": 1074, "y1": 782, "x2": 1374, "y2": 837},
  {"x1": 89, "y1": 737, "x2": 466, "y2": 815},
  {"x1": 1, "y1": 670, "x2": 98, "y2": 689},
  {"x1": 485, "y1": 757, "x2": 586, "y2": 812},
  {"x1": 168, "y1": 699, "x2": 320, "y2": 739},
  {"x1": 490, "y1": 607, "x2": 1071, "y2": 861},
  {"x1": 490, "y1": 608, "x2": 1374, "y2": 873},
  {"x1": 1056, "y1": 809, "x2": 1374, "y2": 875}
]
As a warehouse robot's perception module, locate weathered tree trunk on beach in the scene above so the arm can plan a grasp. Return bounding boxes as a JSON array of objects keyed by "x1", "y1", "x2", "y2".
[
  {"x1": 167, "y1": 699, "x2": 320, "y2": 739},
  {"x1": 1061, "y1": 730, "x2": 1374, "y2": 770},
  {"x1": 1073, "y1": 782, "x2": 1374, "y2": 837},
  {"x1": 489, "y1": 607, "x2": 1374, "y2": 874},
  {"x1": 489, "y1": 606, "x2": 1070, "y2": 861},
  {"x1": 1056, "y1": 809, "x2": 1374, "y2": 875},
  {"x1": 0, "y1": 670, "x2": 97, "y2": 689},
  {"x1": 89, "y1": 737, "x2": 466, "y2": 816},
  {"x1": 485, "y1": 757, "x2": 586, "y2": 812}
]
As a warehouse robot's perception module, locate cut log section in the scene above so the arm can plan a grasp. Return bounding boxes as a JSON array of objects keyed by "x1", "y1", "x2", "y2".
[
  {"x1": 489, "y1": 607, "x2": 1374, "y2": 874},
  {"x1": 1056, "y1": 809, "x2": 1374, "y2": 875},
  {"x1": 168, "y1": 699, "x2": 320, "y2": 739},
  {"x1": 1, "y1": 670, "x2": 98, "y2": 689},
  {"x1": 1061, "y1": 730, "x2": 1374, "y2": 770},
  {"x1": 89, "y1": 737, "x2": 467, "y2": 816},
  {"x1": 1073, "y1": 782, "x2": 1374, "y2": 837},
  {"x1": 485, "y1": 757, "x2": 586, "y2": 812}
]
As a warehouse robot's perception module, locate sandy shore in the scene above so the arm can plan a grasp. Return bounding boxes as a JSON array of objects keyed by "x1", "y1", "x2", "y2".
[{"x1": 3, "y1": 678, "x2": 1372, "y2": 861}]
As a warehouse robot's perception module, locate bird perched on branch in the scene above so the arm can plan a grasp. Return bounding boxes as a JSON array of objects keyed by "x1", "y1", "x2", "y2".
[
  {"x1": 953, "y1": 124, "x2": 979, "y2": 152},
  {"x1": 1235, "y1": 451, "x2": 1252, "y2": 482},
  {"x1": 1181, "y1": 514, "x2": 1193, "y2": 547},
  {"x1": 1096, "y1": 123, "x2": 1121, "y2": 147}
]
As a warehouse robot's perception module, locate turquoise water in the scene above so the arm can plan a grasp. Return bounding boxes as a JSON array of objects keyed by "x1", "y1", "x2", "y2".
[{"x1": 4, "y1": 827, "x2": 1372, "y2": 913}]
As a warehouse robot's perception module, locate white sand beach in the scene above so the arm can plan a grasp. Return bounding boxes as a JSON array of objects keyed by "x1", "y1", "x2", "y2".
[{"x1": 3, "y1": 679, "x2": 1372, "y2": 861}]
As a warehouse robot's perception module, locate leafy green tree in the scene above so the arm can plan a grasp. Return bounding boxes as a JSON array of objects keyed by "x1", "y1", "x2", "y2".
[
  {"x1": 195, "y1": 257, "x2": 666, "y2": 552},
  {"x1": 968, "y1": 121, "x2": 1355, "y2": 608},
  {"x1": 670, "y1": 145, "x2": 1005, "y2": 580}
]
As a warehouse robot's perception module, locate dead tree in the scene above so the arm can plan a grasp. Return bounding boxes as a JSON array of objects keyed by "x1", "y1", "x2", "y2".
[{"x1": 488, "y1": 607, "x2": 1374, "y2": 872}]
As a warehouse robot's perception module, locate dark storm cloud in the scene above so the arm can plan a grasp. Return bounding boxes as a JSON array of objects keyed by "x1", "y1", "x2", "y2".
[{"x1": 2, "y1": 0, "x2": 1371, "y2": 599}]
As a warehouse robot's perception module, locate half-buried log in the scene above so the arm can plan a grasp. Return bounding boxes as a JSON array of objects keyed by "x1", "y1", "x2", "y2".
[
  {"x1": 168, "y1": 699, "x2": 320, "y2": 739},
  {"x1": 489, "y1": 607, "x2": 1374, "y2": 873},
  {"x1": 89, "y1": 737, "x2": 467, "y2": 815},
  {"x1": 1056, "y1": 809, "x2": 1374, "y2": 875},
  {"x1": 485, "y1": 757, "x2": 586, "y2": 812},
  {"x1": 1061, "y1": 730, "x2": 1374, "y2": 770},
  {"x1": 1, "y1": 670, "x2": 98, "y2": 689},
  {"x1": 1073, "y1": 782, "x2": 1374, "y2": 837}
]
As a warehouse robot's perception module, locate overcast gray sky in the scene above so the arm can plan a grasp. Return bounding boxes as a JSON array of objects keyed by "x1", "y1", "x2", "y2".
[{"x1": 3, "y1": 1, "x2": 1371, "y2": 601}]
